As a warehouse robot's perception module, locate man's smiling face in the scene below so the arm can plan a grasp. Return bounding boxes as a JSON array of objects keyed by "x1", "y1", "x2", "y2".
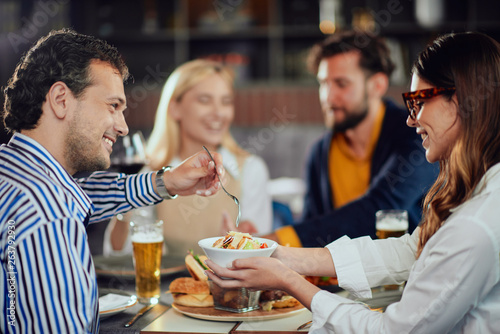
[{"x1": 64, "y1": 60, "x2": 128, "y2": 172}]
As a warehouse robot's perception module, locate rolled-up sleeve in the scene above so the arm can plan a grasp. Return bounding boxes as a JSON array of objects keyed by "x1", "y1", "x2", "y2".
[
  {"x1": 310, "y1": 290, "x2": 382, "y2": 333},
  {"x1": 327, "y1": 229, "x2": 418, "y2": 299},
  {"x1": 326, "y1": 236, "x2": 372, "y2": 299}
]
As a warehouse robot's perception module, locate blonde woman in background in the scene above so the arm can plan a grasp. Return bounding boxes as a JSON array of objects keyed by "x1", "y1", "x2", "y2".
[{"x1": 104, "y1": 59, "x2": 272, "y2": 257}]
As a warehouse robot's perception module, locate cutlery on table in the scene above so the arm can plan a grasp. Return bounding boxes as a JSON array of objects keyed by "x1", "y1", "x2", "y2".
[
  {"x1": 124, "y1": 303, "x2": 155, "y2": 328},
  {"x1": 297, "y1": 320, "x2": 312, "y2": 330}
]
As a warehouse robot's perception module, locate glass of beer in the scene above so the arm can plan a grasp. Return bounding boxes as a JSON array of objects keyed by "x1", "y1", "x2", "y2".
[
  {"x1": 375, "y1": 210, "x2": 408, "y2": 291},
  {"x1": 376, "y1": 209, "x2": 408, "y2": 239},
  {"x1": 130, "y1": 220, "x2": 164, "y2": 304}
]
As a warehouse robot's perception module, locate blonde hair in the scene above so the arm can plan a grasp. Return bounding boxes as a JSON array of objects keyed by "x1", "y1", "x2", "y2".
[{"x1": 147, "y1": 59, "x2": 248, "y2": 170}]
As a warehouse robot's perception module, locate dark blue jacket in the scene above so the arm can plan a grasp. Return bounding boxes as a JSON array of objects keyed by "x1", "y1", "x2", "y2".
[{"x1": 294, "y1": 99, "x2": 439, "y2": 247}]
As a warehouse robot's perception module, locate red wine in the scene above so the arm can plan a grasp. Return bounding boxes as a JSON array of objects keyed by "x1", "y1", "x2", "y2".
[{"x1": 109, "y1": 163, "x2": 145, "y2": 174}]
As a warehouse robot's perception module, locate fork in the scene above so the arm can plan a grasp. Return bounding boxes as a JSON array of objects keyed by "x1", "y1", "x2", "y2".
[
  {"x1": 202, "y1": 146, "x2": 241, "y2": 227},
  {"x1": 297, "y1": 320, "x2": 312, "y2": 330}
]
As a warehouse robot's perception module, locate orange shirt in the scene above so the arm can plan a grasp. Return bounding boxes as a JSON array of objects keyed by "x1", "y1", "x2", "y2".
[
  {"x1": 329, "y1": 104, "x2": 386, "y2": 208},
  {"x1": 275, "y1": 104, "x2": 386, "y2": 247}
]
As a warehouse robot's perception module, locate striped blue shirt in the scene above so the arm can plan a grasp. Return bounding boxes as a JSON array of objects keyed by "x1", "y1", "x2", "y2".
[{"x1": 0, "y1": 133, "x2": 162, "y2": 333}]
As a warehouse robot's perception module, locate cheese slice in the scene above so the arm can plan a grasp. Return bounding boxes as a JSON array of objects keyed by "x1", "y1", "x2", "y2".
[{"x1": 190, "y1": 294, "x2": 211, "y2": 301}]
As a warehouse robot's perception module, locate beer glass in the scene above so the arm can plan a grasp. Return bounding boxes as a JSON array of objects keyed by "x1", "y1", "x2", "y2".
[
  {"x1": 130, "y1": 220, "x2": 163, "y2": 304},
  {"x1": 376, "y1": 209, "x2": 408, "y2": 239},
  {"x1": 375, "y1": 210, "x2": 408, "y2": 291}
]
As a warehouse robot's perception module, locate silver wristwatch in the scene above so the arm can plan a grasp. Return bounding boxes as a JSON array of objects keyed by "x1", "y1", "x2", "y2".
[{"x1": 155, "y1": 166, "x2": 178, "y2": 200}]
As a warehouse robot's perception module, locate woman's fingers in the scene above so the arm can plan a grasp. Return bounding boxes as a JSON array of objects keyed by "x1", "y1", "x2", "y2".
[
  {"x1": 236, "y1": 221, "x2": 258, "y2": 234},
  {"x1": 220, "y1": 211, "x2": 235, "y2": 235}
]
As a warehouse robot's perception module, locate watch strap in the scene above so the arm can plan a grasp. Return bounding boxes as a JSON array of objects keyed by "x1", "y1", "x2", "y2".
[{"x1": 155, "y1": 166, "x2": 178, "y2": 200}]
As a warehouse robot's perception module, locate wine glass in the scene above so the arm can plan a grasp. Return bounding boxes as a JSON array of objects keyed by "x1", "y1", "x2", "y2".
[{"x1": 109, "y1": 131, "x2": 148, "y2": 174}]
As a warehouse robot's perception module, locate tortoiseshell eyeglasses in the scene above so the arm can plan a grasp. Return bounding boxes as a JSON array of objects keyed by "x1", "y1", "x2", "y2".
[{"x1": 402, "y1": 87, "x2": 456, "y2": 120}]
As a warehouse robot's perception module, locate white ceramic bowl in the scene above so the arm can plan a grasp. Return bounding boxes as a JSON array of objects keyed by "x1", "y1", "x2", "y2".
[{"x1": 198, "y1": 237, "x2": 278, "y2": 268}]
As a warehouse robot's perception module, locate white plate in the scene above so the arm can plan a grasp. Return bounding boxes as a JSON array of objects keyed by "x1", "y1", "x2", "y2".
[{"x1": 99, "y1": 294, "x2": 138, "y2": 319}]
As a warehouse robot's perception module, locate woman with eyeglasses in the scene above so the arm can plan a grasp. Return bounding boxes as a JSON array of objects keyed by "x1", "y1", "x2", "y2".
[{"x1": 205, "y1": 32, "x2": 500, "y2": 333}]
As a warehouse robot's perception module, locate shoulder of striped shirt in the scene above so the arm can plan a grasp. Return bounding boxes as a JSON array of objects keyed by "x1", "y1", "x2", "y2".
[{"x1": 0, "y1": 169, "x2": 89, "y2": 233}]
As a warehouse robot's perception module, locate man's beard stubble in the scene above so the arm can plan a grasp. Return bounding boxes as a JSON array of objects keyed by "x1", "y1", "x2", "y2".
[
  {"x1": 333, "y1": 108, "x2": 369, "y2": 133},
  {"x1": 65, "y1": 118, "x2": 110, "y2": 173},
  {"x1": 331, "y1": 85, "x2": 370, "y2": 133}
]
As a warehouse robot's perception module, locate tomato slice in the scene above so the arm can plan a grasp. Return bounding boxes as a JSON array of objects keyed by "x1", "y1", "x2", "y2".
[{"x1": 260, "y1": 242, "x2": 268, "y2": 249}]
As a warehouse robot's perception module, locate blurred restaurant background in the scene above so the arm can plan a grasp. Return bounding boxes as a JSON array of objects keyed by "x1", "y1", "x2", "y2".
[{"x1": 1, "y1": 0, "x2": 499, "y2": 181}]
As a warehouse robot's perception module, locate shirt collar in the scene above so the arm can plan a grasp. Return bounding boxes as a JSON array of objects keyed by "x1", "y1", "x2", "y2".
[{"x1": 8, "y1": 132, "x2": 94, "y2": 214}]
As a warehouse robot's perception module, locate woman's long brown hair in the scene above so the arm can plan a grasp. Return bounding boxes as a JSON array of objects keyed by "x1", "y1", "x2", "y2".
[{"x1": 414, "y1": 32, "x2": 500, "y2": 257}]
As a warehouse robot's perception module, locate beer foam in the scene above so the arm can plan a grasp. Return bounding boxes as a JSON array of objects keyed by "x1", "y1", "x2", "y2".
[
  {"x1": 131, "y1": 232, "x2": 164, "y2": 243},
  {"x1": 376, "y1": 218, "x2": 408, "y2": 231}
]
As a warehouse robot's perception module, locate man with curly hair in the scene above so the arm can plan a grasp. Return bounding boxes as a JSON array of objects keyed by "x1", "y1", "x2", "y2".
[{"x1": 0, "y1": 29, "x2": 223, "y2": 333}]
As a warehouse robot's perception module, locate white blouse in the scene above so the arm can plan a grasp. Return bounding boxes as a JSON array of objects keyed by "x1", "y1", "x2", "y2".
[{"x1": 309, "y1": 163, "x2": 500, "y2": 333}]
